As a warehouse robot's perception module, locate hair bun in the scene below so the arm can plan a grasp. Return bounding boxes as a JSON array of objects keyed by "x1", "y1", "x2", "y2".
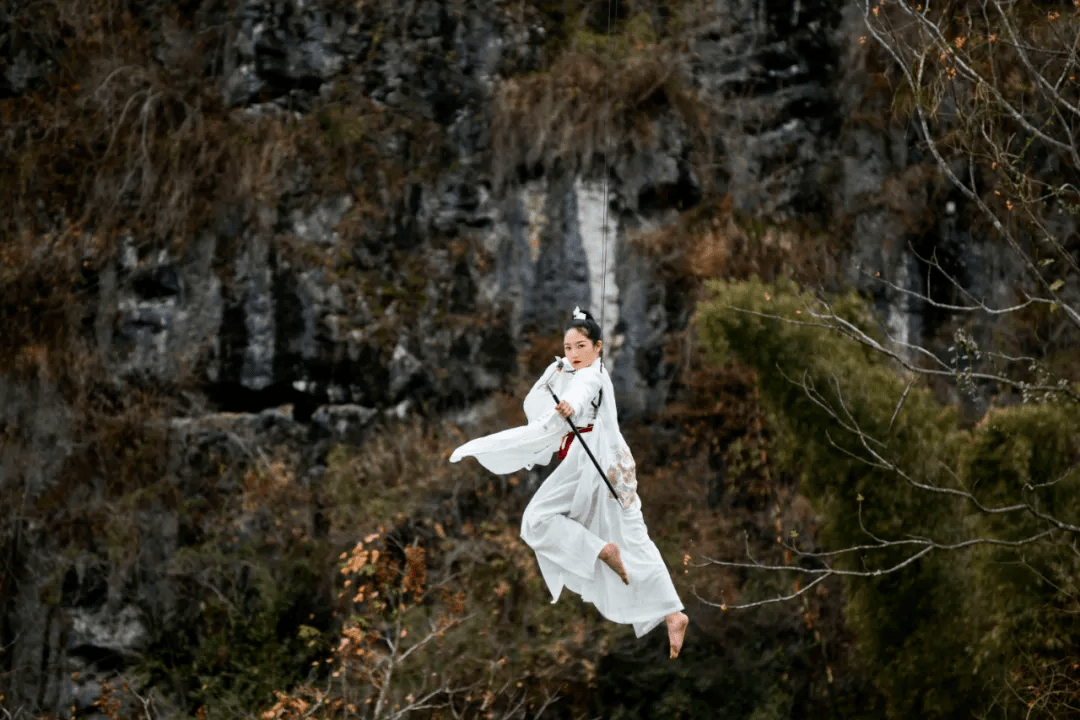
[{"x1": 565, "y1": 305, "x2": 602, "y2": 342}]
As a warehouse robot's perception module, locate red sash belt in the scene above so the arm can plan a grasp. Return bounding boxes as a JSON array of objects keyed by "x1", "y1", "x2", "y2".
[{"x1": 557, "y1": 424, "x2": 593, "y2": 460}]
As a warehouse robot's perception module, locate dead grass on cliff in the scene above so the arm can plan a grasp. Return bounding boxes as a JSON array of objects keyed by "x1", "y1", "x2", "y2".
[
  {"x1": 491, "y1": 46, "x2": 712, "y2": 188},
  {"x1": 0, "y1": 0, "x2": 450, "y2": 383},
  {"x1": 2, "y1": 0, "x2": 226, "y2": 241},
  {"x1": 0, "y1": 227, "x2": 93, "y2": 371},
  {"x1": 627, "y1": 195, "x2": 840, "y2": 288}
]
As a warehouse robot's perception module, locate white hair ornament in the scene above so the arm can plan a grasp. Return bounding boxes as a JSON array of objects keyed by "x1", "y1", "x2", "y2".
[{"x1": 573, "y1": 306, "x2": 587, "y2": 321}]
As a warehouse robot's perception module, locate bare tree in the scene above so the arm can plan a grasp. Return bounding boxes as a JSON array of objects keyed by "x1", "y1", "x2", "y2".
[{"x1": 859, "y1": 0, "x2": 1080, "y2": 327}]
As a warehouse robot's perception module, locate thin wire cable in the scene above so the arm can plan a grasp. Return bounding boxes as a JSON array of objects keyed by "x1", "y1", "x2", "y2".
[{"x1": 600, "y1": 0, "x2": 618, "y2": 371}]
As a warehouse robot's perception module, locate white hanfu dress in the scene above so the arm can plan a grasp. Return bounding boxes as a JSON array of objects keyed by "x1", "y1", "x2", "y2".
[{"x1": 450, "y1": 359, "x2": 683, "y2": 637}]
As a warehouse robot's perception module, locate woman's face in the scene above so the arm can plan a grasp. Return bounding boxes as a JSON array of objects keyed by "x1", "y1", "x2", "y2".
[{"x1": 564, "y1": 328, "x2": 602, "y2": 369}]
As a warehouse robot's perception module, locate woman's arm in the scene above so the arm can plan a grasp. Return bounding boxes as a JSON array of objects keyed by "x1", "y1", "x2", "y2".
[{"x1": 556, "y1": 366, "x2": 603, "y2": 420}]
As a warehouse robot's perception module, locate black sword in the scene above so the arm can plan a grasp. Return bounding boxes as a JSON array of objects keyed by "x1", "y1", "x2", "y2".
[{"x1": 546, "y1": 359, "x2": 619, "y2": 500}]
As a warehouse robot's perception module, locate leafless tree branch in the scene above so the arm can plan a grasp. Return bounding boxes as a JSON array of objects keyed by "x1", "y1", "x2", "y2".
[
  {"x1": 888, "y1": 376, "x2": 916, "y2": 432},
  {"x1": 858, "y1": 0, "x2": 1080, "y2": 332},
  {"x1": 693, "y1": 573, "x2": 834, "y2": 611},
  {"x1": 701, "y1": 531, "x2": 1058, "y2": 610},
  {"x1": 724, "y1": 303, "x2": 1080, "y2": 403}
]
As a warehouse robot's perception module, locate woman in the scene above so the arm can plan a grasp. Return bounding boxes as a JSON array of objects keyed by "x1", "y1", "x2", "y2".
[{"x1": 450, "y1": 308, "x2": 689, "y2": 658}]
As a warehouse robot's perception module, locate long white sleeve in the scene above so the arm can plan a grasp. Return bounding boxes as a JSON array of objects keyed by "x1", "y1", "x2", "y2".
[
  {"x1": 523, "y1": 360, "x2": 563, "y2": 426},
  {"x1": 449, "y1": 362, "x2": 565, "y2": 473},
  {"x1": 559, "y1": 365, "x2": 603, "y2": 422},
  {"x1": 448, "y1": 363, "x2": 607, "y2": 474}
]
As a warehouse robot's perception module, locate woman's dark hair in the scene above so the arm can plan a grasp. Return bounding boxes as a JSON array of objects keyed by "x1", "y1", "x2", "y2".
[{"x1": 564, "y1": 308, "x2": 602, "y2": 344}]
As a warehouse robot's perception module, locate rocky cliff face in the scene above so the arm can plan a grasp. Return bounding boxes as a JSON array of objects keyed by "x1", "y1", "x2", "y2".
[
  {"x1": 68, "y1": 0, "x2": 874, "y2": 418},
  {"x1": 1, "y1": 0, "x2": 1005, "y2": 714}
]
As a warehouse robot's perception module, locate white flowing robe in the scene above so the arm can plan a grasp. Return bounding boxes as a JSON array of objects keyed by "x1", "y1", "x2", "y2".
[{"x1": 450, "y1": 360, "x2": 683, "y2": 637}]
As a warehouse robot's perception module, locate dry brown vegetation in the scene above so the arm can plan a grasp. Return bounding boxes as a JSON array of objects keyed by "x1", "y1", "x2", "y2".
[
  {"x1": 2, "y1": 0, "x2": 232, "y2": 244},
  {"x1": 0, "y1": 227, "x2": 97, "y2": 370},
  {"x1": 491, "y1": 11, "x2": 712, "y2": 188},
  {"x1": 0, "y1": 0, "x2": 450, "y2": 380},
  {"x1": 861, "y1": 0, "x2": 1080, "y2": 328},
  {"x1": 626, "y1": 195, "x2": 841, "y2": 287}
]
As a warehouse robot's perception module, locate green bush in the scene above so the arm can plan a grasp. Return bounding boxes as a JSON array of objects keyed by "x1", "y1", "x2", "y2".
[{"x1": 697, "y1": 278, "x2": 1080, "y2": 719}]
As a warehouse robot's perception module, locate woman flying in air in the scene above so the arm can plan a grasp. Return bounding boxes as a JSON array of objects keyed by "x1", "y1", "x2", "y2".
[{"x1": 450, "y1": 307, "x2": 688, "y2": 658}]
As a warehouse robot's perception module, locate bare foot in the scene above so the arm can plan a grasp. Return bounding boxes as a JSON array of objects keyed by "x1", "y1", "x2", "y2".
[
  {"x1": 666, "y1": 612, "x2": 689, "y2": 659},
  {"x1": 598, "y1": 543, "x2": 629, "y2": 585}
]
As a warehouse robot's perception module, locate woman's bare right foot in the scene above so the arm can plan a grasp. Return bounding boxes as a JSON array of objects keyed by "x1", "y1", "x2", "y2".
[
  {"x1": 598, "y1": 543, "x2": 629, "y2": 585},
  {"x1": 666, "y1": 612, "x2": 689, "y2": 659}
]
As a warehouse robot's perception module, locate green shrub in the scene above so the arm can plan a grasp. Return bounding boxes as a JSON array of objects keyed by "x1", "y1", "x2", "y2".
[{"x1": 697, "y1": 278, "x2": 1080, "y2": 718}]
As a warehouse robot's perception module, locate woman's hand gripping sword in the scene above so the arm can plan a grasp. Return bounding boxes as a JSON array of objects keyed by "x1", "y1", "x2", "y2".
[{"x1": 545, "y1": 358, "x2": 619, "y2": 501}]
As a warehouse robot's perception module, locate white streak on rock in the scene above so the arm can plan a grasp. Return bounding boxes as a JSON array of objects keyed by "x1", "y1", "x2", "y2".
[
  {"x1": 886, "y1": 256, "x2": 912, "y2": 353},
  {"x1": 574, "y1": 178, "x2": 619, "y2": 335},
  {"x1": 241, "y1": 236, "x2": 275, "y2": 390}
]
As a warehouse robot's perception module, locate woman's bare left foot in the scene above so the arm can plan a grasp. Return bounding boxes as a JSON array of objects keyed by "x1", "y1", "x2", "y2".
[
  {"x1": 666, "y1": 612, "x2": 689, "y2": 659},
  {"x1": 598, "y1": 543, "x2": 629, "y2": 584}
]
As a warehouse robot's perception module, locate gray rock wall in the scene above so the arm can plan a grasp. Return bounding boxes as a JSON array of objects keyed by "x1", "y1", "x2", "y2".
[{"x1": 57, "y1": 0, "x2": 981, "y2": 422}]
